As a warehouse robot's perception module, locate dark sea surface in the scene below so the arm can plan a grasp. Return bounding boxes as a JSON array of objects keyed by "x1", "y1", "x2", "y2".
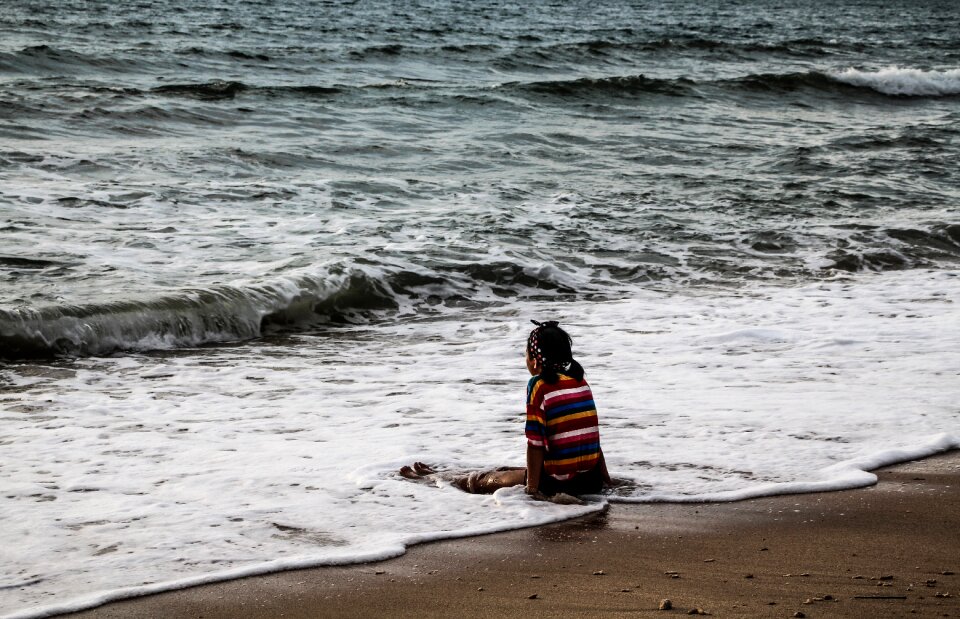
[
  {"x1": 1, "y1": 0, "x2": 958, "y2": 357},
  {"x1": 1, "y1": 3, "x2": 960, "y2": 617}
]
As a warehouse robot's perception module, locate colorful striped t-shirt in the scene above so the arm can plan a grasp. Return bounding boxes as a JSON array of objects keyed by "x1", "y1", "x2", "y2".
[{"x1": 525, "y1": 374, "x2": 601, "y2": 480}]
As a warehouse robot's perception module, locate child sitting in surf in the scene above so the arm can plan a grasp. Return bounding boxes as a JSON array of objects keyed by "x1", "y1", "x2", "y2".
[{"x1": 401, "y1": 320, "x2": 611, "y2": 499}]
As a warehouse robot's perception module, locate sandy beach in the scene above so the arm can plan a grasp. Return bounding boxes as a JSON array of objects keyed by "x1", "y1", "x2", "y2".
[{"x1": 60, "y1": 450, "x2": 960, "y2": 619}]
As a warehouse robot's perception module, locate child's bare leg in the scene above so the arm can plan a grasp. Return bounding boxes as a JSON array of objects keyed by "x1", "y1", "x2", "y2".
[
  {"x1": 453, "y1": 467, "x2": 525, "y2": 493},
  {"x1": 475, "y1": 468, "x2": 525, "y2": 492},
  {"x1": 399, "y1": 463, "x2": 525, "y2": 494}
]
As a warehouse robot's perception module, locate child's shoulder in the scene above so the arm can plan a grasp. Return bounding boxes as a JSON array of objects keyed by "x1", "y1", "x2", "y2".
[
  {"x1": 526, "y1": 374, "x2": 542, "y2": 394},
  {"x1": 556, "y1": 373, "x2": 589, "y2": 387},
  {"x1": 528, "y1": 373, "x2": 589, "y2": 393}
]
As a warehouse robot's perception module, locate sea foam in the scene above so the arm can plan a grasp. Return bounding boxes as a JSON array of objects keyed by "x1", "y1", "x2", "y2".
[
  {"x1": 830, "y1": 66, "x2": 960, "y2": 96},
  {"x1": 2, "y1": 269, "x2": 958, "y2": 618}
]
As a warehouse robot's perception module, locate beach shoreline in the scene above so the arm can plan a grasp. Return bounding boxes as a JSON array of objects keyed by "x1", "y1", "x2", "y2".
[
  {"x1": 59, "y1": 450, "x2": 960, "y2": 619},
  {"x1": 6, "y1": 1, "x2": 960, "y2": 615}
]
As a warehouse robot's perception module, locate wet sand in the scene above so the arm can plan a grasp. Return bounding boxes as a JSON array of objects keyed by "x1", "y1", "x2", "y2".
[{"x1": 65, "y1": 451, "x2": 960, "y2": 619}]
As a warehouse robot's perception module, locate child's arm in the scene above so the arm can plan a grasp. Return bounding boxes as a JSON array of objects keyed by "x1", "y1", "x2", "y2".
[{"x1": 525, "y1": 444, "x2": 544, "y2": 494}]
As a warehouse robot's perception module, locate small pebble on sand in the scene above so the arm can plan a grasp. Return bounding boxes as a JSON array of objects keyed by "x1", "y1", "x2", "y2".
[
  {"x1": 528, "y1": 593, "x2": 538, "y2": 600},
  {"x1": 793, "y1": 612, "x2": 806, "y2": 618},
  {"x1": 659, "y1": 599, "x2": 672, "y2": 610}
]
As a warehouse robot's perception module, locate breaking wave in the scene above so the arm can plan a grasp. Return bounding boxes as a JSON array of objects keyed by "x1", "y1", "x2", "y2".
[
  {"x1": 3, "y1": 220, "x2": 958, "y2": 359},
  {"x1": 0, "y1": 260, "x2": 591, "y2": 359},
  {"x1": 495, "y1": 69, "x2": 960, "y2": 103},
  {"x1": 10, "y1": 68, "x2": 958, "y2": 110},
  {"x1": 829, "y1": 66, "x2": 960, "y2": 97},
  {"x1": 0, "y1": 272, "x2": 399, "y2": 359}
]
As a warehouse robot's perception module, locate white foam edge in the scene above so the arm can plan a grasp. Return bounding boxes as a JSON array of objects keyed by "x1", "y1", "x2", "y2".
[
  {"x1": 609, "y1": 433, "x2": 960, "y2": 504},
  {"x1": 2, "y1": 487, "x2": 602, "y2": 619},
  {"x1": 7, "y1": 438, "x2": 959, "y2": 619}
]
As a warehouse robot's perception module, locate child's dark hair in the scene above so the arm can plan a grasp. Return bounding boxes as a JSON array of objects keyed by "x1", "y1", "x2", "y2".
[{"x1": 527, "y1": 320, "x2": 585, "y2": 384}]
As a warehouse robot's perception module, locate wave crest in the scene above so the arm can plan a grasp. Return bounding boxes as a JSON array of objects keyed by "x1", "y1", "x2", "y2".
[
  {"x1": 152, "y1": 80, "x2": 249, "y2": 100},
  {"x1": 0, "y1": 259, "x2": 587, "y2": 359},
  {"x1": 829, "y1": 66, "x2": 960, "y2": 97},
  {"x1": 0, "y1": 272, "x2": 399, "y2": 360},
  {"x1": 504, "y1": 74, "x2": 694, "y2": 98}
]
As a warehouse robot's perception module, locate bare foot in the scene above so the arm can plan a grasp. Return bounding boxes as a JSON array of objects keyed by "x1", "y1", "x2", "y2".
[
  {"x1": 413, "y1": 462, "x2": 436, "y2": 475},
  {"x1": 399, "y1": 465, "x2": 420, "y2": 480}
]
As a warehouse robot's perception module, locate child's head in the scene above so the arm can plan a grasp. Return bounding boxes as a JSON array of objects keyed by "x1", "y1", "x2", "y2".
[{"x1": 526, "y1": 320, "x2": 584, "y2": 383}]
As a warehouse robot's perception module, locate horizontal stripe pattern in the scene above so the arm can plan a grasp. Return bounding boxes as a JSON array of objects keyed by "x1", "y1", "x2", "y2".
[{"x1": 525, "y1": 373, "x2": 601, "y2": 479}]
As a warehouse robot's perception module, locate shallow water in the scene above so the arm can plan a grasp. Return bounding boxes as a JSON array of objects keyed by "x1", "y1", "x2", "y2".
[{"x1": 1, "y1": 0, "x2": 959, "y2": 617}]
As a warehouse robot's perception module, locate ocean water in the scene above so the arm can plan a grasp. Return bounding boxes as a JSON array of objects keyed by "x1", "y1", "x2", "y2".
[{"x1": 1, "y1": 0, "x2": 959, "y2": 616}]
